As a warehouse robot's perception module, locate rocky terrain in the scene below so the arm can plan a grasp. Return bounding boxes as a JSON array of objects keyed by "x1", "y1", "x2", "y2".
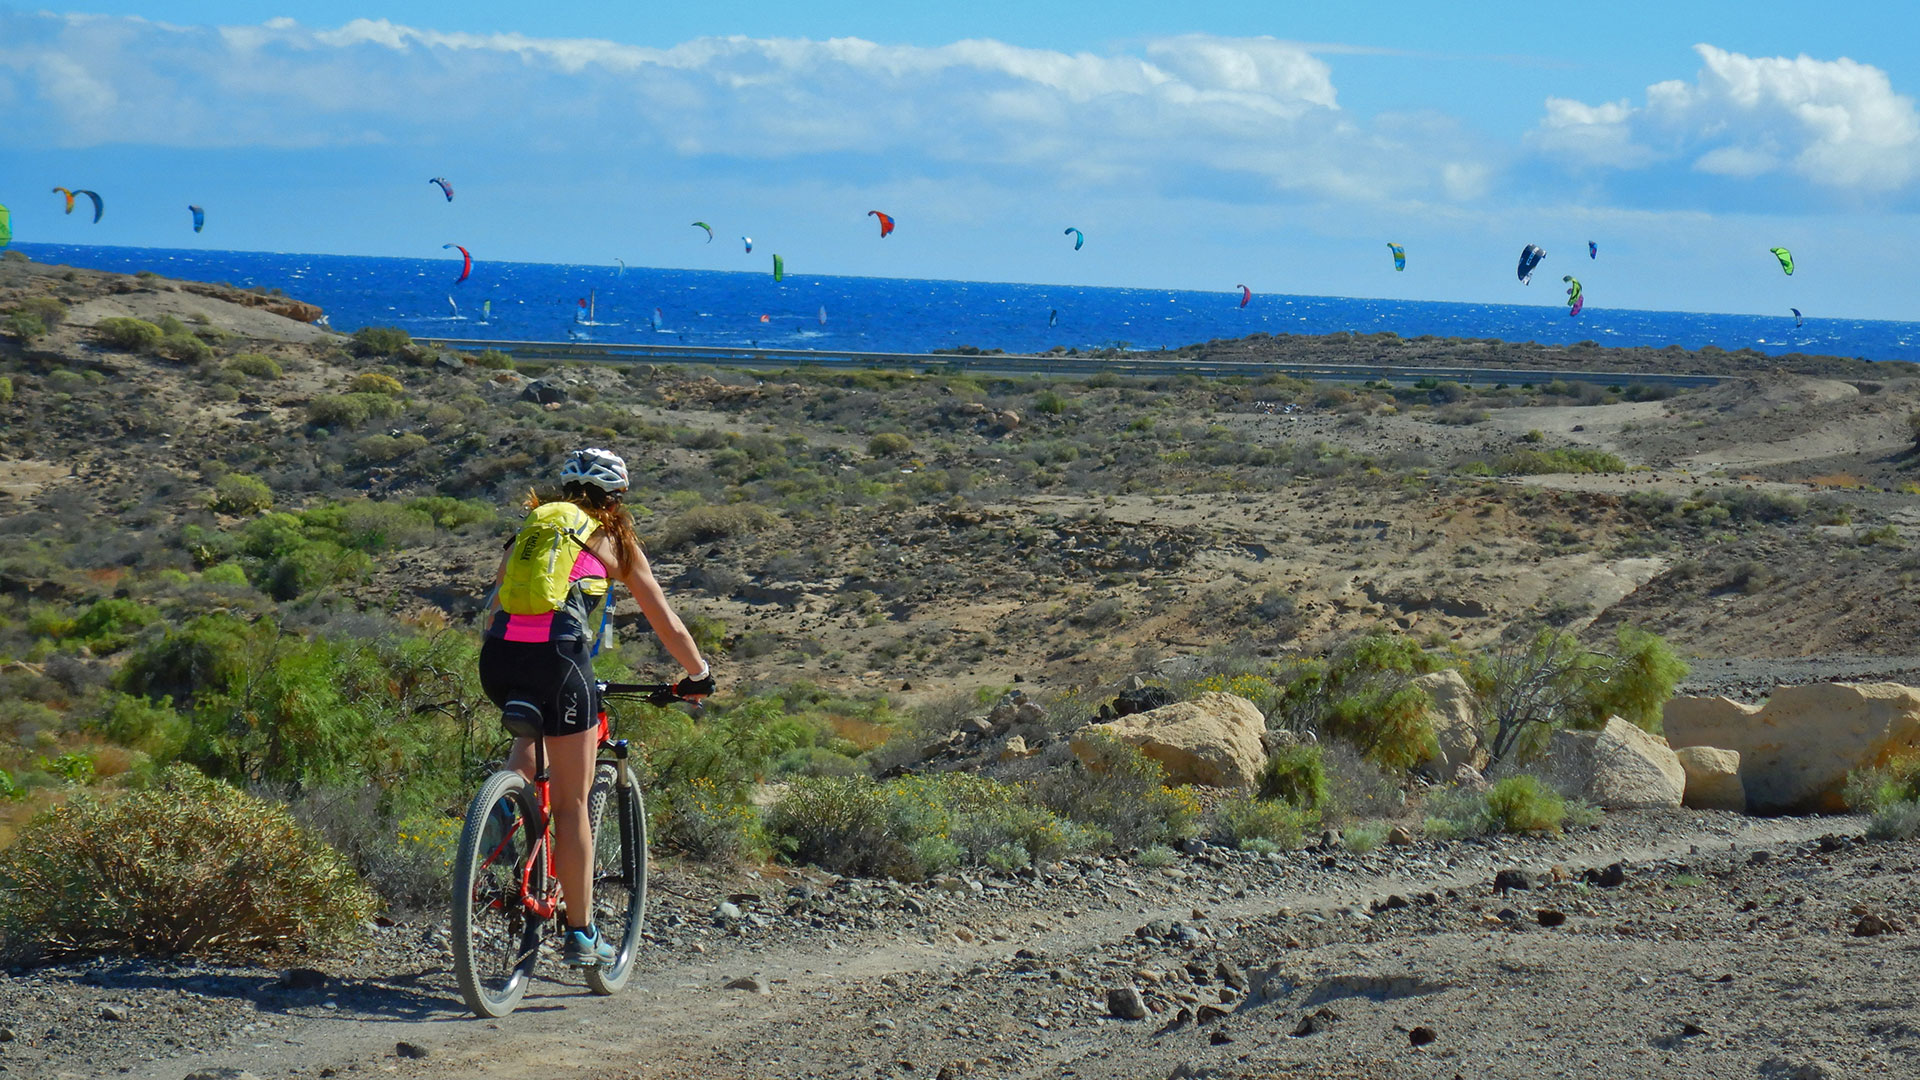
[
  {"x1": 4, "y1": 813, "x2": 1911, "y2": 1080},
  {"x1": 5, "y1": 256, "x2": 1920, "y2": 1079}
]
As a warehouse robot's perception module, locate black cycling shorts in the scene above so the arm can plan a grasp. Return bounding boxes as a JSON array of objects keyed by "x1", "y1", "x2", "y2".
[{"x1": 478, "y1": 635, "x2": 599, "y2": 737}]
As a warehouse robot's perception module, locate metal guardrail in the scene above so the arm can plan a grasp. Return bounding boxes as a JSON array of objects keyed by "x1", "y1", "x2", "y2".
[{"x1": 418, "y1": 336, "x2": 1733, "y2": 390}]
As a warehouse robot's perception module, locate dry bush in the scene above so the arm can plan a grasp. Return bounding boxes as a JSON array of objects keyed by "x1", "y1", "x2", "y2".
[{"x1": 0, "y1": 766, "x2": 373, "y2": 960}]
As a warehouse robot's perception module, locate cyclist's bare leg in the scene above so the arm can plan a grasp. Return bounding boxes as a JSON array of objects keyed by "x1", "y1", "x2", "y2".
[{"x1": 508, "y1": 729, "x2": 600, "y2": 929}]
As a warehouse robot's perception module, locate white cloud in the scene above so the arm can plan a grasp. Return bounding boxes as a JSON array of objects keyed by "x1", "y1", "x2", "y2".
[
  {"x1": 1531, "y1": 44, "x2": 1920, "y2": 192},
  {"x1": 0, "y1": 12, "x2": 1484, "y2": 205}
]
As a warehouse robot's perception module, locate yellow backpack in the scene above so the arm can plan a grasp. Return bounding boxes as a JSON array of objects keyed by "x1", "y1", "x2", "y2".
[{"x1": 498, "y1": 502, "x2": 598, "y2": 616}]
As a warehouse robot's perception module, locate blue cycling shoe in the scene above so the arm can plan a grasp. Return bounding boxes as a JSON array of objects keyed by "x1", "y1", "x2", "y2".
[{"x1": 563, "y1": 924, "x2": 616, "y2": 967}]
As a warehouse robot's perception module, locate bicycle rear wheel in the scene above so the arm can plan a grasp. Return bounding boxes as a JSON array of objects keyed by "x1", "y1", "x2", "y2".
[
  {"x1": 452, "y1": 769, "x2": 546, "y2": 1018},
  {"x1": 583, "y1": 760, "x2": 648, "y2": 995}
]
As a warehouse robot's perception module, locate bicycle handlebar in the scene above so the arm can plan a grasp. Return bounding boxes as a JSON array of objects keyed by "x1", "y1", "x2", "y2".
[{"x1": 598, "y1": 681, "x2": 699, "y2": 709}]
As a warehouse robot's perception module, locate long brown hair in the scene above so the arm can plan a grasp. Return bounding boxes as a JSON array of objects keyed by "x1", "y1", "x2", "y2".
[{"x1": 527, "y1": 484, "x2": 641, "y2": 570}]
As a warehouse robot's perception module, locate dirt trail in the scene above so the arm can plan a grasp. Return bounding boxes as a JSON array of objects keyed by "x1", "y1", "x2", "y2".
[{"x1": 124, "y1": 814, "x2": 1852, "y2": 1080}]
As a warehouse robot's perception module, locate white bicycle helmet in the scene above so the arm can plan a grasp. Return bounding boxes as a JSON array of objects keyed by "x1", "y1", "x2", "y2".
[{"x1": 559, "y1": 447, "x2": 629, "y2": 493}]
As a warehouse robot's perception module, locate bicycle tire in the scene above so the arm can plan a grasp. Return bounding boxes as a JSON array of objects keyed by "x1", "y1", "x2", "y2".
[
  {"x1": 452, "y1": 769, "x2": 546, "y2": 1018},
  {"x1": 583, "y1": 760, "x2": 648, "y2": 995}
]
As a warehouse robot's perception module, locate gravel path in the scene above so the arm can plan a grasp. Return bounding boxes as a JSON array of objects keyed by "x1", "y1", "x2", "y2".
[{"x1": 7, "y1": 810, "x2": 1903, "y2": 1080}]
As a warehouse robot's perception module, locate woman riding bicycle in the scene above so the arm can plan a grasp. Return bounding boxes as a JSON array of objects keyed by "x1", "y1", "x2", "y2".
[{"x1": 479, "y1": 447, "x2": 712, "y2": 967}]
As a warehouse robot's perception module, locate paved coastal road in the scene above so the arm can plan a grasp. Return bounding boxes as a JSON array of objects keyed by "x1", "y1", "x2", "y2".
[{"x1": 420, "y1": 337, "x2": 1733, "y2": 391}]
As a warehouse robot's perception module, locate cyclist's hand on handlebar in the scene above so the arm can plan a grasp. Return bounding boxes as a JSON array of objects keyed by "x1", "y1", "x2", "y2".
[{"x1": 673, "y1": 672, "x2": 716, "y2": 701}]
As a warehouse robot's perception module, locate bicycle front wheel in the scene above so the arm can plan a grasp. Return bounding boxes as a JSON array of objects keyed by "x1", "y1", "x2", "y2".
[
  {"x1": 451, "y1": 769, "x2": 545, "y2": 1018},
  {"x1": 584, "y1": 760, "x2": 648, "y2": 995}
]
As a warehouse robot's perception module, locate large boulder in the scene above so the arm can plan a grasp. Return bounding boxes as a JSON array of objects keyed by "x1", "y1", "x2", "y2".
[
  {"x1": 1070, "y1": 691, "x2": 1267, "y2": 788},
  {"x1": 1538, "y1": 716, "x2": 1684, "y2": 809},
  {"x1": 1675, "y1": 746, "x2": 1745, "y2": 812},
  {"x1": 1663, "y1": 682, "x2": 1920, "y2": 813},
  {"x1": 1412, "y1": 669, "x2": 1485, "y2": 779}
]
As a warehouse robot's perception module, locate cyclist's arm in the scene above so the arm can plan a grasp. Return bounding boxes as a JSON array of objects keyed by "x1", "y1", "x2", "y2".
[
  {"x1": 480, "y1": 548, "x2": 509, "y2": 631},
  {"x1": 592, "y1": 532, "x2": 708, "y2": 681}
]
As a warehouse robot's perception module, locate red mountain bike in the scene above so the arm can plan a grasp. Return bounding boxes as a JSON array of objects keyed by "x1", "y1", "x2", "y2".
[{"x1": 450, "y1": 680, "x2": 689, "y2": 1018}]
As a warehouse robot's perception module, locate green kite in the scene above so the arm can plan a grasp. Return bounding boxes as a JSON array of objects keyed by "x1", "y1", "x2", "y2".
[{"x1": 1770, "y1": 247, "x2": 1795, "y2": 276}]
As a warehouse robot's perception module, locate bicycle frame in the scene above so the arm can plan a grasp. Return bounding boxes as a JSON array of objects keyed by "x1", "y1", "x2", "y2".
[{"x1": 487, "y1": 682, "x2": 678, "y2": 926}]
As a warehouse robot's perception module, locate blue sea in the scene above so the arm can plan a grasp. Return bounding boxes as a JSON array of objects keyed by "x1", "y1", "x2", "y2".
[{"x1": 18, "y1": 242, "x2": 1920, "y2": 364}]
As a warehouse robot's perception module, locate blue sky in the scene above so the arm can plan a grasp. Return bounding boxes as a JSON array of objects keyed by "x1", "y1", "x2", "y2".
[{"x1": 3, "y1": 2, "x2": 1917, "y2": 319}]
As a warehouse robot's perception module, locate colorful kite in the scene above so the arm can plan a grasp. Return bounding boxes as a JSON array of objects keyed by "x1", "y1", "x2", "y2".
[
  {"x1": 189, "y1": 205, "x2": 205, "y2": 233},
  {"x1": 772, "y1": 253, "x2": 784, "y2": 282},
  {"x1": 1387, "y1": 243, "x2": 1406, "y2": 271},
  {"x1": 868, "y1": 210, "x2": 896, "y2": 238},
  {"x1": 1770, "y1": 247, "x2": 1795, "y2": 275},
  {"x1": 443, "y1": 243, "x2": 471, "y2": 284},
  {"x1": 692, "y1": 222, "x2": 713, "y2": 242},
  {"x1": 1064, "y1": 227, "x2": 1084, "y2": 251},
  {"x1": 1236, "y1": 284, "x2": 1252, "y2": 308},
  {"x1": 1517, "y1": 244, "x2": 1546, "y2": 285},
  {"x1": 430, "y1": 177, "x2": 454, "y2": 201}
]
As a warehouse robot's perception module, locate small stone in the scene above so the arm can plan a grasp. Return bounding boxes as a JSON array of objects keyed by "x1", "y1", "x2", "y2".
[
  {"x1": 0, "y1": 1028, "x2": 13, "y2": 1042},
  {"x1": 100, "y1": 1004, "x2": 130, "y2": 1021},
  {"x1": 395, "y1": 1042, "x2": 429, "y2": 1060},
  {"x1": 1208, "y1": 1030, "x2": 1234, "y2": 1045},
  {"x1": 1587, "y1": 862, "x2": 1628, "y2": 888},
  {"x1": 1386, "y1": 826, "x2": 1414, "y2": 846},
  {"x1": 1852, "y1": 913, "x2": 1893, "y2": 937},
  {"x1": 1291, "y1": 1007, "x2": 1338, "y2": 1037},
  {"x1": 1409, "y1": 1025, "x2": 1438, "y2": 1047},
  {"x1": 1492, "y1": 868, "x2": 1536, "y2": 892},
  {"x1": 715, "y1": 901, "x2": 743, "y2": 921},
  {"x1": 1107, "y1": 986, "x2": 1149, "y2": 1020},
  {"x1": 1536, "y1": 909, "x2": 1568, "y2": 928},
  {"x1": 725, "y1": 974, "x2": 770, "y2": 994},
  {"x1": 1680, "y1": 1021, "x2": 1709, "y2": 1037}
]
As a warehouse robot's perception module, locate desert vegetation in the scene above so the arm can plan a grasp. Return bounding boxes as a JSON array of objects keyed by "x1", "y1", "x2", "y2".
[{"x1": 1, "y1": 256, "x2": 1916, "y2": 971}]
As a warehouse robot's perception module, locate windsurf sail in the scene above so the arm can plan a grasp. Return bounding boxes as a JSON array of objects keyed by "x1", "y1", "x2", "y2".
[
  {"x1": 447, "y1": 295, "x2": 458, "y2": 318},
  {"x1": 651, "y1": 307, "x2": 664, "y2": 331},
  {"x1": 818, "y1": 305, "x2": 828, "y2": 325},
  {"x1": 482, "y1": 299, "x2": 491, "y2": 322},
  {"x1": 1048, "y1": 308, "x2": 1058, "y2": 328}
]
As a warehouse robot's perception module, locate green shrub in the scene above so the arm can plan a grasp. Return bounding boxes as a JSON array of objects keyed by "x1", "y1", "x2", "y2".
[
  {"x1": 1423, "y1": 775, "x2": 1566, "y2": 837},
  {"x1": 0, "y1": 766, "x2": 373, "y2": 960},
  {"x1": 227, "y1": 353, "x2": 282, "y2": 379},
  {"x1": 1134, "y1": 843, "x2": 1177, "y2": 869},
  {"x1": 0, "y1": 376, "x2": 11, "y2": 404},
  {"x1": 1482, "y1": 775, "x2": 1566, "y2": 833},
  {"x1": 1495, "y1": 447, "x2": 1626, "y2": 475},
  {"x1": 1470, "y1": 626, "x2": 1687, "y2": 766},
  {"x1": 1846, "y1": 753, "x2": 1920, "y2": 839},
  {"x1": 307, "y1": 392, "x2": 401, "y2": 428},
  {"x1": 352, "y1": 433, "x2": 429, "y2": 463},
  {"x1": 405, "y1": 495, "x2": 495, "y2": 530},
  {"x1": 91, "y1": 692, "x2": 189, "y2": 760},
  {"x1": 67, "y1": 597, "x2": 160, "y2": 653},
  {"x1": 659, "y1": 776, "x2": 770, "y2": 861},
  {"x1": 2, "y1": 312, "x2": 46, "y2": 341},
  {"x1": 1259, "y1": 743, "x2": 1328, "y2": 810},
  {"x1": 1341, "y1": 821, "x2": 1390, "y2": 852},
  {"x1": 867, "y1": 431, "x2": 913, "y2": 457},
  {"x1": 349, "y1": 326, "x2": 412, "y2": 358},
  {"x1": 472, "y1": 349, "x2": 515, "y2": 370},
  {"x1": 1033, "y1": 734, "x2": 1198, "y2": 849},
  {"x1": 768, "y1": 772, "x2": 1099, "y2": 879},
  {"x1": 1214, "y1": 793, "x2": 1316, "y2": 850},
  {"x1": 94, "y1": 317, "x2": 164, "y2": 352},
  {"x1": 652, "y1": 504, "x2": 777, "y2": 551},
  {"x1": 156, "y1": 331, "x2": 212, "y2": 364},
  {"x1": 210, "y1": 472, "x2": 273, "y2": 515},
  {"x1": 348, "y1": 372, "x2": 405, "y2": 396},
  {"x1": 201, "y1": 561, "x2": 249, "y2": 587},
  {"x1": 1033, "y1": 390, "x2": 1068, "y2": 415},
  {"x1": 1270, "y1": 632, "x2": 1442, "y2": 771}
]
